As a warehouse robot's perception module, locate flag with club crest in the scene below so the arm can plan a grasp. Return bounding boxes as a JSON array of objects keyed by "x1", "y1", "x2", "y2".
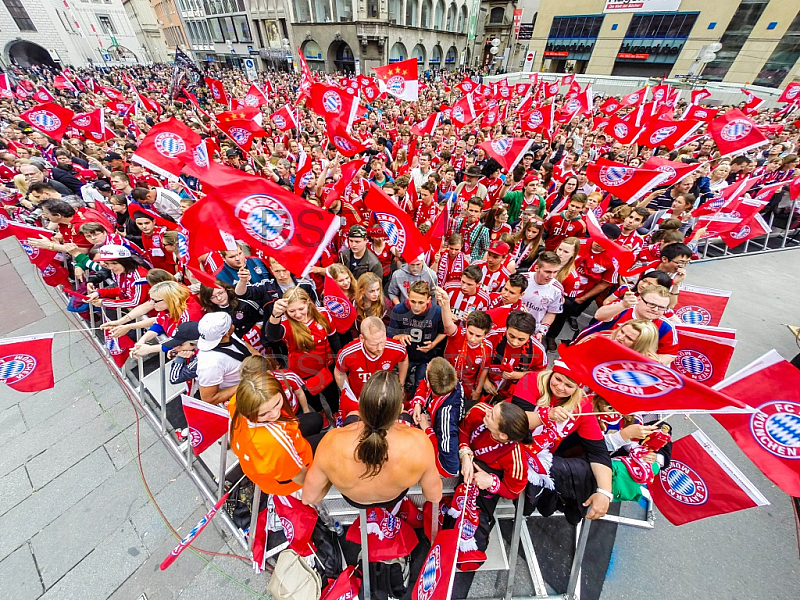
[
  {"x1": 478, "y1": 137, "x2": 534, "y2": 173},
  {"x1": 558, "y1": 336, "x2": 753, "y2": 415},
  {"x1": 181, "y1": 394, "x2": 230, "y2": 455},
  {"x1": 719, "y1": 212, "x2": 772, "y2": 248},
  {"x1": 100, "y1": 86, "x2": 126, "y2": 101},
  {"x1": 411, "y1": 112, "x2": 441, "y2": 137},
  {"x1": 604, "y1": 114, "x2": 641, "y2": 145},
  {"x1": 364, "y1": 183, "x2": 429, "y2": 263},
  {"x1": 204, "y1": 77, "x2": 228, "y2": 104},
  {"x1": 520, "y1": 106, "x2": 554, "y2": 137},
  {"x1": 243, "y1": 83, "x2": 268, "y2": 107},
  {"x1": 778, "y1": 82, "x2": 800, "y2": 103},
  {"x1": 599, "y1": 96, "x2": 622, "y2": 115},
  {"x1": 54, "y1": 74, "x2": 77, "y2": 92},
  {"x1": 542, "y1": 80, "x2": 560, "y2": 99},
  {"x1": 373, "y1": 57, "x2": 419, "y2": 101},
  {"x1": 324, "y1": 157, "x2": 368, "y2": 208},
  {"x1": 33, "y1": 86, "x2": 55, "y2": 103},
  {"x1": 650, "y1": 430, "x2": 768, "y2": 526},
  {"x1": 323, "y1": 275, "x2": 357, "y2": 333},
  {"x1": 450, "y1": 93, "x2": 482, "y2": 128},
  {"x1": 326, "y1": 121, "x2": 371, "y2": 157},
  {"x1": 71, "y1": 108, "x2": 112, "y2": 143},
  {"x1": 637, "y1": 118, "x2": 703, "y2": 150},
  {"x1": 674, "y1": 285, "x2": 730, "y2": 327},
  {"x1": 321, "y1": 566, "x2": 362, "y2": 600},
  {"x1": 272, "y1": 494, "x2": 318, "y2": 557},
  {"x1": 0, "y1": 335, "x2": 54, "y2": 393},
  {"x1": 586, "y1": 159, "x2": 670, "y2": 205},
  {"x1": 682, "y1": 104, "x2": 718, "y2": 122},
  {"x1": 131, "y1": 117, "x2": 202, "y2": 181},
  {"x1": 643, "y1": 156, "x2": 703, "y2": 187},
  {"x1": 740, "y1": 88, "x2": 765, "y2": 115},
  {"x1": 0, "y1": 73, "x2": 14, "y2": 99},
  {"x1": 308, "y1": 82, "x2": 360, "y2": 131},
  {"x1": 671, "y1": 329, "x2": 736, "y2": 387},
  {"x1": 620, "y1": 87, "x2": 648, "y2": 108},
  {"x1": 293, "y1": 150, "x2": 313, "y2": 196},
  {"x1": 21, "y1": 102, "x2": 74, "y2": 143},
  {"x1": 217, "y1": 118, "x2": 265, "y2": 153},
  {"x1": 269, "y1": 105, "x2": 298, "y2": 131},
  {"x1": 714, "y1": 350, "x2": 800, "y2": 497},
  {"x1": 708, "y1": 109, "x2": 768, "y2": 157}
]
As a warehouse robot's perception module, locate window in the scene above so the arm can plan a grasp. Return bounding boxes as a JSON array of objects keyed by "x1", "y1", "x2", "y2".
[
  {"x1": 548, "y1": 15, "x2": 604, "y2": 39},
  {"x1": 2, "y1": 0, "x2": 36, "y2": 31},
  {"x1": 368, "y1": 0, "x2": 378, "y2": 18},
  {"x1": 489, "y1": 7, "x2": 504, "y2": 25},
  {"x1": 56, "y1": 9, "x2": 76, "y2": 33},
  {"x1": 704, "y1": 1, "x2": 769, "y2": 81},
  {"x1": 97, "y1": 14, "x2": 117, "y2": 34},
  {"x1": 222, "y1": 16, "x2": 237, "y2": 41},
  {"x1": 755, "y1": 10, "x2": 800, "y2": 87},
  {"x1": 232, "y1": 15, "x2": 251, "y2": 41},
  {"x1": 625, "y1": 12, "x2": 698, "y2": 39},
  {"x1": 209, "y1": 17, "x2": 224, "y2": 42}
]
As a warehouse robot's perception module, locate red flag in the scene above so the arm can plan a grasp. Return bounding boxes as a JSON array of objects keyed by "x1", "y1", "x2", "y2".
[
  {"x1": 412, "y1": 528, "x2": 459, "y2": 600},
  {"x1": 620, "y1": 87, "x2": 647, "y2": 108},
  {"x1": 105, "y1": 99, "x2": 133, "y2": 114},
  {"x1": 584, "y1": 210, "x2": 635, "y2": 274},
  {"x1": 586, "y1": 159, "x2": 670, "y2": 204},
  {"x1": 558, "y1": 336, "x2": 753, "y2": 415},
  {"x1": 692, "y1": 176, "x2": 759, "y2": 218},
  {"x1": 33, "y1": 86, "x2": 55, "y2": 103},
  {"x1": 514, "y1": 83, "x2": 531, "y2": 97},
  {"x1": 297, "y1": 46, "x2": 314, "y2": 101},
  {"x1": 637, "y1": 118, "x2": 703, "y2": 150},
  {"x1": 520, "y1": 106, "x2": 554, "y2": 137},
  {"x1": 71, "y1": 108, "x2": 108, "y2": 143},
  {"x1": 450, "y1": 94, "x2": 479, "y2": 128},
  {"x1": 272, "y1": 494, "x2": 318, "y2": 557},
  {"x1": 181, "y1": 394, "x2": 230, "y2": 455},
  {"x1": 269, "y1": 105, "x2": 298, "y2": 131},
  {"x1": 778, "y1": 82, "x2": 800, "y2": 103},
  {"x1": 411, "y1": 112, "x2": 442, "y2": 137},
  {"x1": 714, "y1": 351, "x2": 800, "y2": 496},
  {"x1": 53, "y1": 74, "x2": 77, "y2": 92},
  {"x1": 0, "y1": 335, "x2": 54, "y2": 392},
  {"x1": 132, "y1": 117, "x2": 202, "y2": 181},
  {"x1": 14, "y1": 86, "x2": 28, "y2": 100},
  {"x1": 204, "y1": 77, "x2": 228, "y2": 104},
  {"x1": 100, "y1": 86, "x2": 126, "y2": 101},
  {"x1": 604, "y1": 114, "x2": 641, "y2": 145},
  {"x1": 672, "y1": 330, "x2": 736, "y2": 387},
  {"x1": 650, "y1": 83, "x2": 671, "y2": 106},
  {"x1": 322, "y1": 566, "x2": 362, "y2": 600},
  {"x1": 676, "y1": 324, "x2": 736, "y2": 339},
  {"x1": 294, "y1": 150, "x2": 313, "y2": 196},
  {"x1": 542, "y1": 81, "x2": 560, "y2": 99},
  {"x1": 364, "y1": 183, "x2": 428, "y2": 263},
  {"x1": 137, "y1": 93, "x2": 162, "y2": 115},
  {"x1": 691, "y1": 88, "x2": 711, "y2": 103},
  {"x1": 424, "y1": 203, "x2": 449, "y2": 255},
  {"x1": 160, "y1": 493, "x2": 229, "y2": 570},
  {"x1": 599, "y1": 96, "x2": 622, "y2": 115},
  {"x1": 650, "y1": 430, "x2": 768, "y2": 526},
  {"x1": 556, "y1": 85, "x2": 593, "y2": 124},
  {"x1": 0, "y1": 73, "x2": 13, "y2": 99},
  {"x1": 201, "y1": 177, "x2": 340, "y2": 277},
  {"x1": 477, "y1": 138, "x2": 534, "y2": 173},
  {"x1": 719, "y1": 212, "x2": 771, "y2": 248},
  {"x1": 456, "y1": 77, "x2": 477, "y2": 94},
  {"x1": 708, "y1": 109, "x2": 768, "y2": 157},
  {"x1": 325, "y1": 157, "x2": 368, "y2": 208},
  {"x1": 643, "y1": 156, "x2": 703, "y2": 187},
  {"x1": 104, "y1": 313, "x2": 135, "y2": 367},
  {"x1": 674, "y1": 285, "x2": 731, "y2": 327},
  {"x1": 21, "y1": 102, "x2": 74, "y2": 143},
  {"x1": 243, "y1": 83, "x2": 268, "y2": 107},
  {"x1": 323, "y1": 275, "x2": 357, "y2": 334},
  {"x1": 217, "y1": 118, "x2": 265, "y2": 153},
  {"x1": 682, "y1": 104, "x2": 718, "y2": 122},
  {"x1": 327, "y1": 122, "x2": 371, "y2": 157},
  {"x1": 308, "y1": 82, "x2": 360, "y2": 130},
  {"x1": 373, "y1": 58, "x2": 419, "y2": 101},
  {"x1": 740, "y1": 88, "x2": 765, "y2": 115},
  {"x1": 345, "y1": 507, "x2": 418, "y2": 561},
  {"x1": 361, "y1": 80, "x2": 380, "y2": 102},
  {"x1": 494, "y1": 81, "x2": 512, "y2": 101}
]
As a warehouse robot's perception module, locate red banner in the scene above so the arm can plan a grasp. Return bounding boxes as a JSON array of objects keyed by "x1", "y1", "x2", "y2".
[
  {"x1": 0, "y1": 335, "x2": 54, "y2": 393},
  {"x1": 364, "y1": 183, "x2": 429, "y2": 263},
  {"x1": 181, "y1": 394, "x2": 230, "y2": 455},
  {"x1": 323, "y1": 275, "x2": 357, "y2": 334},
  {"x1": 672, "y1": 330, "x2": 736, "y2": 387},
  {"x1": 674, "y1": 285, "x2": 731, "y2": 327}
]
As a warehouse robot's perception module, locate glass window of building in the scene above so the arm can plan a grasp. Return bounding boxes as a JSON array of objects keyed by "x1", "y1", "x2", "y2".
[
  {"x1": 755, "y1": 10, "x2": 800, "y2": 87},
  {"x1": 2, "y1": 0, "x2": 36, "y2": 31},
  {"x1": 233, "y1": 15, "x2": 251, "y2": 41},
  {"x1": 704, "y1": 0, "x2": 769, "y2": 81},
  {"x1": 489, "y1": 7, "x2": 504, "y2": 25}
]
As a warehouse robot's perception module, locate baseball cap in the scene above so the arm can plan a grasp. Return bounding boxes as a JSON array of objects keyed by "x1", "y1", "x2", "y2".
[
  {"x1": 103, "y1": 151, "x2": 123, "y2": 162},
  {"x1": 94, "y1": 244, "x2": 132, "y2": 261},
  {"x1": 367, "y1": 226, "x2": 386, "y2": 239},
  {"x1": 163, "y1": 321, "x2": 200, "y2": 349},
  {"x1": 94, "y1": 180, "x2": 112, "y2": 192},
  {"x1": 487, "y1": 241, "x2": 510, "y2": 256},
  {"x1": 225, "y1": 148, "x2": 240, "y2": 157},
  {"x1": 348, "y1": 224, "x2": 367, "y2": 238},
  {"x1": 197, "y1": 312, "x2": 232, "y2": 351},
  {"x1": 600, "y1": 223, "x2": 621, "y2": 240}
]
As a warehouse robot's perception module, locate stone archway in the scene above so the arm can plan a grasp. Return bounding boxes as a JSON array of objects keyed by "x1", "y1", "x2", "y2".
[
  {"x1": 6, "y1": 40, "x2": 58, "y2": 69},
  {"x1": 328, "y1": 39, "x2": 356, "y2": 74}
]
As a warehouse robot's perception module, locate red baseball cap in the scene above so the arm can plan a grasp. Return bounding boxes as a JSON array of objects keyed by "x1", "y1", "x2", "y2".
[{"x1": 487, "y1": 241, "x2": 510, "y2": 256}]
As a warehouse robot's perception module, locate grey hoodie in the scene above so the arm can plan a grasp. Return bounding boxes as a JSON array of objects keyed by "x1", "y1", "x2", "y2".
[{"x1": 387, "y1": 263, "x2": 438, "y2": 303}]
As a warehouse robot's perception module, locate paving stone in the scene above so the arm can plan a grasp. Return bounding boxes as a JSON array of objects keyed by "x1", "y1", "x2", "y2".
[
  {"x1": 0, "y1": 403, "x2": 26, "y2": 440},
  {"x1": 0, "y1": 465, "x2": 32, "y2": 518},
  {"x1": 0, "y1": 544, "x2": 44, "y2": 600},
  {"x1": 175, "y1": 546, "x2": 270, "y2": 600},
  {"x1": 39, "y1": 520, "x2": 148, "y2": 600},
  {"x1": 104, "y1": 417, "x2": 161, "y2": 471},
  {"x1": 0, "y1": 263, "x2": 44, "y2": 335},
  {"x1": 0, "y1": 448, "x2": 115, "y2": 562}
]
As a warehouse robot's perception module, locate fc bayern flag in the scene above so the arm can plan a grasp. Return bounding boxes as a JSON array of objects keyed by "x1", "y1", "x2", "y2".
[
  {"x1": 294, "y1": 150, "x2": 313, "y2": 196},
  {"x1": 412, "y1": 528, "x2": 460, "y2": 600},
  {"x1": 778, "y1": 82, "x2": 800, "y2": 103},
  {"x1": 740, "y1": 89, "x2": 765, "y2": 115},
  {"x1": 217, "y1": 119, "x2": 265, "y2": 153},
  {"x1": 542, "y1": 80, "x2": 560, "y2": 99},
  {"x1": 411, "y1": 112, "x2": 441, "y2": 137},
  {"x1": 202, "y1": 176, "x2": 340, "y2": 277},
  {"x1": 682, "y1": 104, "x2": 718, "y2": 122},
  {"x1": 364, "y1": 183, "x2": 429, "y2": 263},
  {"x1": 326, "y1": 121, "x2": 371, "y2": 157},
  {"x1": 243, "y1": 83, "x2": 268, "y2": 107},
  {"x1": 132, "y1": 117, "x2": 202, "y2": 181},
  {"x1": 674, "y1": 284, "x2": 731, "y2": 327},
  {"x1": 204, "y1": 77, "x2": 228, "y2": 104},
  {"x1": 100, "y1": 86, "x2": 127, "y2": 101},
  {"x1": 272, "y1": 494, "x2": 318, "y2": 557},
  {"x1": 323, "y1": 275, "x2": 357, "y2": 334},
  {"x1": 604, "y1": 114, "x2": 641, "y2": 145},
  {"x1": 586, "y1": 159, "x2": 670, "y2": 205},
  {"x1": 714, "y1": 350, "x2": 800, "y2": 497},
  {"x1": 0, "y1": 73, "x2": 14, "y2": 99},
  {"x1": 181, "y1": 395, "x2": 230, "y2": 455},
  {"x1": 20, "y1": 102, "x2": 74, "y2": 143},
  {"x1": 456, "y1": 77, "x2": 477, "y2": 94},
  {"x1": 53, "y1": 74, "x2": 77, "y2": 92},
  {"x1": 325, "y1": 157, "x2": 368, "y2": 208},
  {"x1": 672, "y1": 330, "x2": 736, "y2": 387},
  {"x1": 477, "y1": 138, "x2": 533, "y2": 173},
  {"x1": 71, "y1": 108, "x2": 108, "y2": 142},
  {"x1": 269, "y1": 105, "x2": 298, "y2": 132},
  {"x1": 637, "y1": 118, "x2": 703, "y2": 150},
  {"x1": 650, "y1": 430, "x2": 768, "y2": 526},
  {"x1": 599, "y1": 96, "x2": 622, "y2": 115},
  {"x1": 33, "y1": 86, "x2": 55, "y2": 103},
  {"x1": 322, "y1": 566, "x2": 362, "y2": 600},
  {"x1": 719, "y1": 212, "x2": 772, "y2": 248},
  {"x1": 520, "y1": 106, "x2": 554, "y2": 137},
  {"x1": 373, "y1": 57, "x2": 419, "y2": 101},
  {"x1": 708, "y1": 108, "x2": 768, "y2": 158},
  {"x1": 643, "y1": 156, "x2": 703, "y2": 187},
  {"x1": 676, "y1": 324, "x2": 737, "y2": 340},
  {"x1": 308, "y1": 82, "x2": 360, "y2": 130},
  {"x1": 103, "y1": 311, "x2": 135, "y2": 367},
  {"x1": 584, "y1": 210, "x2": 635, "y2": 274},
  {"x1": 558, "y1": 336, "x2": 753, "y2": 415},
  {"x1": 0, "y1": 335, "x2": 54, "y2": 393},
  {"x1": 620, "y1": 86, "x2": 647, "y2": 107}
]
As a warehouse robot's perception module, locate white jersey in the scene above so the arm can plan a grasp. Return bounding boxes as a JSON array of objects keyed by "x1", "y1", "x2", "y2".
[{"x1": 520, "y1": 274, "x2": 564, "y2": 325}]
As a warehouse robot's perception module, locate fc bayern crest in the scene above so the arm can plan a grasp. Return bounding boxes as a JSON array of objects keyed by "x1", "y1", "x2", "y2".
[
  {"x1": 649, "y1": 126, "x2": 677, "y2": 145},
  {"x1": 659, "y1": 460, "x2": 708, "y2": 505},
  {"x1": 272, "y1": 114, "x2": 287, "y2": 129},
  {"x1": 750, "y1": 400, "x2": 800, "y2": 459},
  {"x1": 297, "y1": 170, "x2": 313, "y2": 189},
  {"x1": 673, "y1": 349, "x2": 714, "y2": 382},
  {"x1": 188, "y1": 426, "x2": 202, "y2": 448},
  {"x1": 527, "y1": 111, "x2": 543, "y2": 128},
  {"x1": 485, "y1": 112, "x2": 496, "y2": 125},
  {"x1": 675, "y1": 305, "x2": 712, "y2": 326},
  {"x1": 730, "y1": 225, "x2": 751, "y2": 239},
  {"x1": 695, "y1": 109, "x2": 708, "y2": 119},
  {"x1": 628, "y1": 93, "x2": 640, "y2": 103},
  {"x1": 416, "y1": 544, "x2": 442, "y2": 600},
  {"x1": 0, "y1": 216, "x2": 8, "y2": 230},
  {"x1": 593, "y1": 360, "x2": 683, "y2": 398},
  {"x1": 655, "y1": 165, "x2": 677, "y2": 180},
  {"x1": 379, "y1": 512, "x2": 401, "y2": 538},
  {"x1": 387, "y1": 75, "x2": 406, "y2": 96},
  {"x1": 0, "y1": 353, "x2": 36, "y2": 385},
  {"x1": 19, "y1": 240, "x2": 39, "y2": 260},
  {"x1": 176, "y1": 231, "x2": 190, "y2": 260},
  {"x1": 565, "y1": 98, "x2": 580, "y2": 113},
  {"x1": 324, "y1": 295, "x2": 352, "y2": 319},
  {"x1": 322, "y1": 90, "x2": 343, "y2": 113},
  {"x1": 192, "y1": 145, "x2": 209, "y2": 168},
  {"x1": 244, "y1": 94, "x2": 259, "y2": 107},
  {"x1": 333, "y1": 136, "x2": 355, "y2": 152},
  {"x1": 452, "y1": 106, "x2": 465, "y2": 122},
  {"x1": 154, "y1": 132, "x2": 187, "y2": 158},
  {"x1": 598, "y1": 166, "x2": 634, "y2": 187},
  {"x1": 653, "y1": 89, "x2": 665, "y2": 101},
  {"x1": 613, "y1": 123, "x2": 629, "y2": 139},
  {"x1": 375, "y1": 213, "x2": 407, "y2": 252},
  {"x1": 279, "y1": 516, "x2": 295, "y2": 542},
  {"x1": 29, "y1": 110, "x2": 61, "y2": 132},
  {"x1": 41, "y1": 265, "x2": 56, "y2": 277},
  {"x1": 490, "y1": 138, "x2": 512, "y2": 156},
  {"x1": 720, "y1": 119, "x2": 752, "y2": 142},
  {"x1": 235, "y1": 194, "x2": 295, "y2": 250},
  {"x1": 463, "y1": 81, "x2": 473, "y2": 92},
  {"x1": 74, "y1": 115, "x2": 91, "y2": 127},
  {"x1": 228, "y1": 127, "x2": 251, "y2": 146},
  {"x1": 787, "y1": 87, "x2": 800, "y2": 100}
]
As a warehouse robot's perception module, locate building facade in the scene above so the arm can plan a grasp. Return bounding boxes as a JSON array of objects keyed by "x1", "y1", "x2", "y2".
[
  {"x1": 291, "y1": 0, "x2": 472, "y2": 74},
  {"x1": 123, "y1": 0, "x2": 170, "y2": 63},
  {"x1": 527, "y1": 0, "x2": 800, "y2": 88},
  {"x1": 151, "y1": 0, "x2": 189, "y2": 54},
  {"x1": 0, "y1": 0, "x2": 147, "y2": 68}
]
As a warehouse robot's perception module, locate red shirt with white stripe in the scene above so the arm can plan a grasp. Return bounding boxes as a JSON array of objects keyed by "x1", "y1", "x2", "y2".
[
  {"x1": 471, "y1": 258, "x2": 512, "y2": 294},
  {"x1": 444, "y1": 281, "x2": 491, "y2": 323},
  {"x1": 413, "y1": 200, "x2": 439, "y2": 227},
  {"x1": 543, "y1": 212, "x2": 587, "y2": 252},
  {"x1": 335, "y1": 339, "x2": 407, "y2": 415},
  {"x1": 575, "y1": 247, "x2": 619, "y2": 290},
  {"x1": 443, "y1": 326, "x2": 492, "y2": 397},
  {"x1": 616, "y1": 230, "x2": 645, "y2": 257}
]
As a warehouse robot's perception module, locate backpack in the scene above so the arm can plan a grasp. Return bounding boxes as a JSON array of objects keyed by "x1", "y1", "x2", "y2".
[{"x1": 267, "y1": 549, "x2": 322, "y2": 600}]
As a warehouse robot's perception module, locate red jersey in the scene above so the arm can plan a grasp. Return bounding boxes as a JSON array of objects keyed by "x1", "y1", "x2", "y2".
[
  {"x1": 543, "y1": 212, "x2": 586, "y2": 252},
  {"x1": 413, "y1": 200, "x2": 438, "y2": 227},
  {"x1": 335, "y1": 339, "x2": 407, "y2": 415},
  {"x1": 443, "y1": 326, "x2": 492, "y2": 396},
  {"x1": 275, "y1": 310, "x2": 334, "y2": 379},
  {"x1": 368, "y1": 240, "x2": 394, "y2": 277},
  {"x1": 451, "y1": 155, "x2": 466, "y2": 171},
  {"x1": 435, "y1": 251, "x2": 467, "y2": 286},
  {"x1": 479, "y1": 176, "x2": 505, "y2": 208},
  {"x1": 141, "y1": 225, "x2": 176, "y2": 272},
  {"x1": 97, "y1": 266, "x2": 151, "y2": 308},
  {"x1": 485, "y1": 332, "x2": 548, "y2": 399},
  {"x1": 616, "y1": 230, "x2": 645, "y2": 256},
  {"x1": 471, "y1": 258, "x2": 511, "y2": 294},
  {"x1": 444, "y1": 281, "x2": 491, "y2": 322},
  {"x1": 575, "y1": 247, "x2": 619, "y2": 290},
  {"x1": 274, "y1": 370, "x2": 305, "y2": 413},
  {"x1": 489, "y1": 223, "x2": 512, "y2": 243},
  {"x1": 558, "y1": 269, "x2": 583, "y2": 298}
]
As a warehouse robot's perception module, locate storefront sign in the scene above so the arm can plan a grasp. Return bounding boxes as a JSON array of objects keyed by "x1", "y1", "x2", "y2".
[
  {"x1": 604, "y1": 0, "x2": 681, "y2": 13},
  {"x1": 617, "y1": 52, "x2": 650, "y2": 60},
  {"x1": 518, "y1": 23, "x2": 534, "y2": 40},
  {"x1": 513, "y1": 9, "x2": 523, "y2": 38},
  {"x1": 544, "y1": 51, "x2": 569, "y2": 58}
]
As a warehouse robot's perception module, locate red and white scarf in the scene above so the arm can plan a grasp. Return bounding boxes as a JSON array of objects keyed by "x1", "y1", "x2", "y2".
[{"x1": 437, "y1": 250, "x2": 466, "y2": 285}]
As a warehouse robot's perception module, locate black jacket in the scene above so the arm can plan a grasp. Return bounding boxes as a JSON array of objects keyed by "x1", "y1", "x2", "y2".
[
  {"x1": 50, "y1": 167, "x2": 84, "y2": 195},
  {"x1": 339, "y1": 247, "x2": 383, "y2": 280}
]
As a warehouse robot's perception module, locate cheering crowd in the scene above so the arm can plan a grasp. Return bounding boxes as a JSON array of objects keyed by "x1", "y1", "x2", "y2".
[{"x1": 1, "y1": 58, "x2": 799, "y2": 590}]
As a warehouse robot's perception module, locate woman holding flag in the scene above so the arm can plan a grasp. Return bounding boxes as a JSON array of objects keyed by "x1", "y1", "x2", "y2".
[{"x1": 85, "y1": 245, "x2": 151, "y2": 309}]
